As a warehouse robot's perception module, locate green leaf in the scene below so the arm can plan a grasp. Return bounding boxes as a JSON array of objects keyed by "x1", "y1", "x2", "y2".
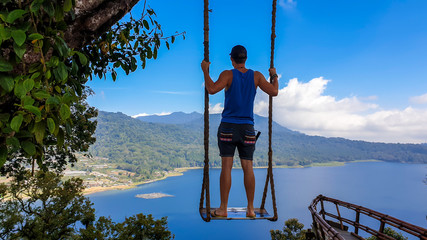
[
  {"x1": 46, "y1": 96, "x2": 60, "y2": 105},
  {"x1": 143, "y1": 20, "x2": 149, "y2": 30},
  {"x1": 21, "y1": 141, "x2": 36, "y2": 155},
  {"x1": 48, "y1": 56, "x2": 59, "y2": 68},
  {"x1": 22, "y1": 96, "x2": 35, "y2": 106},
  {"x1": 0, "y1": 59, "x2": 13, "y2": 72},
  {"x1": 0, "y1": 113, "x2": 10, "y2": 122},
  {"x1": 23, "y1": 78, "x2": 34, "y2": 92},
  {"x1": 43, "y1": 2, "x2": 55, "y2": 17},
  {"x1": 10, "y1": 114, "x2": 23, "y2": 132},
  {"x1": 54, "y1": 37, "x2": 69, "y2": 57},
  {"x1": 47, "y1": 118, "x2": 55, "y2": 134},
  {"x1": 57, "y1": 128, "x2": 64, "y2": 147},
  {"x1": 55, "y1": 4, "x2": 64, "y2": 21},
  {"x1": 153, "y1": 48, "x2": 158, "y2": 59},
  {"x1": 13, "y1": 42, "x2": 26, "y2": 59},
  {"x1": 60, "y1": 104, "x2": 70, "y2": 120},
  {"x1": 15, "y1": 130, "x2": 32, "y2": 138},
  {"x1": 45, "y1": 70, "x2": 51, "y2": 80},
  {"x1": 0, "y1": 74, "x2": 14, "y2": 92},
  {"x1": 64, "y1": 0, "x2": 72, "y2": 12},
  {"x1": 75, "y1": 51, "x2": 87, "y2": 65},
  {"x1": 0, "y1": 12, "x2": 7, "y2": 22},
  {"x1": 62, "y1": 92, "x2": 74, "y2": 104},
  {"x1": 0, "y1": 145, "x2": 6, "y2": 167},
  {"x1": 33, "y1": 90, "x2": 50, "y2": 100},
  {"x1": 54, "y1": 62, "x2": 68, "y2": 82},
  {"x1": 0, "y1": 24, "x2": 11, "y2": 40},
  {"x1": 14, "y1": 82, "x2": 26, "y2": 98},
  {"x1": 71, "y1": 60, "x2": 78, "y2": 74},
  {"x1": 34, "y1": 121, "x2": 45, "y2": 144},
  {"x1": 6, "y1": 137, "x2": 20, "y2": 148},
  {"x1": 147, "y1": 49, "x2": 152, "y2": 59},
  {"x1": 31, "y1": 72, "x2": 40, "y2": 80},
  {"x1": 28, "y1": 33, "x2": 43, "y2": 41},
  {"x1": 6, "y1": 9, "x2": 27, "y2": 24},
  {"x1": 11, "y1": 30, "x2": 26, "y2": 46},
  {"x1": 166, "y1": 41, "x2": 170, "y2": 50},
  {"x1": 171, "y1": 35, "x2": 175, "y2": 43},
  {"x1": 30, "y1": 0, "x2": 43, "y2": 13},
  {"x1": 23, "y1": 105, "x2": 41, "y2": 118},
  {"x1": 112, "y1": 71, "x2": 117, "y2": 81}
]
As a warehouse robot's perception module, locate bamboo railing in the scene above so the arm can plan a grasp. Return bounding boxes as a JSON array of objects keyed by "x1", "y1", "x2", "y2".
[{"x1": 309, "y1": 195, "x2": 427, "y2": 240}]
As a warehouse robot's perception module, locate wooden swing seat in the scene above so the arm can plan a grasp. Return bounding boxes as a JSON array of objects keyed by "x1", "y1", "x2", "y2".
[{"x1": 200, "y1": 207, "x2": 271, "y2": 220}]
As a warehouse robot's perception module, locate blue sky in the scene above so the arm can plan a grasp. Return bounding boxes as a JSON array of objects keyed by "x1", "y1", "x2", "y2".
[{"x1": 87, "y1": 0, "x2": 427, "y2": 143}]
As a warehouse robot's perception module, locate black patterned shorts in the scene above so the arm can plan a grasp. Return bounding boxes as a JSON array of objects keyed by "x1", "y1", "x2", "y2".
[{"x1": 217, "y1": 122, "x2": 256, "y2": 160}]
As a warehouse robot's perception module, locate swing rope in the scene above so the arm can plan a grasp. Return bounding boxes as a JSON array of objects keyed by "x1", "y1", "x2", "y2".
[
  {"x1": 260, "y1": 0, "x2": 278, "y2": 222},
  {"x1": 200, "y1": 0, "x2": 278, "y2": 222},
  {"x1": 199, "y1": 0, "x2": 211, "y2": 222}
]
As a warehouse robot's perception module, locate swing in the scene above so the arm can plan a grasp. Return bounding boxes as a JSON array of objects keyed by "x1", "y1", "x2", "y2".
[{"x1": 199, "y1": 0, "x2": 279, "y2": 221}]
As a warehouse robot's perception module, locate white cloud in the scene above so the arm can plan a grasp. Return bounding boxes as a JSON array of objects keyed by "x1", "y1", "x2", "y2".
[
  {"x1": 254, "y1": 77, "x2": 427, "y2": 143},
  {"x1": 209, "y1": 103, "x2": 224, "y2": 114},
  {"x1": 99, "y1": 91, "x2": 105, "y2": 100},
  {"x1": 410, "y1": 93, "x2": 427, "y2": 104},
  {"x1": 360, "y1": 95, "x2": 378, "y2": 101},
  {"x1": 131, "y1": 112, "x2": 171, "y2": 118},
  {"x1": 279, "y1": 0, "x2": 297, "y2": 9},
  {"x1": 154, "y1": 91, "x2": 196, "y2": 95}
]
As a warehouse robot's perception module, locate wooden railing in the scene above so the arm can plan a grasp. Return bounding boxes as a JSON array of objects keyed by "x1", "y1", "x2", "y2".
[{"x1": 308, "y1": 195, "x2": 427, "y2": 240}]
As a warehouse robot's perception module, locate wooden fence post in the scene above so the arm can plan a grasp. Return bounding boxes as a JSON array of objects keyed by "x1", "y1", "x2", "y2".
[{"x1": 355, "y1": 209, "x2": 360, "y2": 235}]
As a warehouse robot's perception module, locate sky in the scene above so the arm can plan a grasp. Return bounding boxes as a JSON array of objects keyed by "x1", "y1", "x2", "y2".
[{"x1": 86, "y1": 0, "x2": 427, "y2": 144}]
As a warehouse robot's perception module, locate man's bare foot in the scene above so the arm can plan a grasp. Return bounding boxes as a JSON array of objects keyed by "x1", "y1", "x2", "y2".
[
  {"x1": 211, "y1": 208, "x2": 227, "y2": 217},
  {"x1": 246, "y1": 207, "x2": 255, "y2": 218}
]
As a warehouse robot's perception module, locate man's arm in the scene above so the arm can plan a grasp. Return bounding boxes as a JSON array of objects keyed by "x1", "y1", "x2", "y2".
[
  {"x1": 255, "y1": 69, "x2": 279, "y2": 96},
  {"x1": 201, "y1": 60, "x2": 231, "y2": 95}
]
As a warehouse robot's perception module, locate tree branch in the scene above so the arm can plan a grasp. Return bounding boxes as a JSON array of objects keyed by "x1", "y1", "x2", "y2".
[{"x1": 65, "y1": 0, "x2": 141, "y2": 50}]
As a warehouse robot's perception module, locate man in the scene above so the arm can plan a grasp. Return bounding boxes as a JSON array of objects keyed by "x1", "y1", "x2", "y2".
[{"x1": 201, "y1": 45, "x2": 279, "y2": 218}]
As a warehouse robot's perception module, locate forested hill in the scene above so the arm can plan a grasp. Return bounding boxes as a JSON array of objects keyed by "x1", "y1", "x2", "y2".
[{"x1": 90, "y1": 111, "x2": 427, "y2": 175}]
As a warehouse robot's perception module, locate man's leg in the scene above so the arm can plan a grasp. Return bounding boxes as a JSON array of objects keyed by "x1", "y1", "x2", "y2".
[
  {"x1": 240, "y1": 158, "x2": 255, "y2": 217},
  {"x1": 216, "y1": 156, "x2": 233, "y2": 217}
]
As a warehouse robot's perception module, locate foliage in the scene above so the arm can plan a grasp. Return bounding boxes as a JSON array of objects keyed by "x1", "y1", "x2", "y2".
[
  {"x1": 0, "y1": 170, "x2": 174, "y2": 240},
  {"x1": 270, "y1": 218, "x2": 307, "y2": 240},
  {"x1": 84, "y1": 3, "x2": 185, "y2": 81},
  {"x1": 367, "y1": 227, "x2": 408, "y2": 240},
  {"x1": 78, "y1": 214, "x2": 174, "y2": 240},
  {"x1": 0, "y1": 170, "x2": 94, "y2": 239},
  {"x1": 0, "y1": 0, "x2": 182, "y2": 173}
]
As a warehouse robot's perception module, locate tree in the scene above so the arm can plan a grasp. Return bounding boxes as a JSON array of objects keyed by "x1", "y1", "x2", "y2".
[
  {"x1": 0, "y1": 0, "x2": 183, "y2": 174},
  {"x1": 367, "y1": 227, "x2": 408, "y2": 240},
  {"x1": 0, "y1": 170, "x2": 174, "y2": 240},
  {"x1": 0, "y1": 0, "x2": 181, "y2": 238},
  {"x1": 271, "y1": 218, "x2": 307, "y2": 240}
]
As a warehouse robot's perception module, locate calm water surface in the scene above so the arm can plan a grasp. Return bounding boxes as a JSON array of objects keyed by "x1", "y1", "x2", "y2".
[{"x1": 88, "y1": 162, "x2": 427, "y2": 240}]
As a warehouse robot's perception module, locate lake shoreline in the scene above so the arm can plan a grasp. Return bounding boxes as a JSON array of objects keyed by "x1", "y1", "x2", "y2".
[
  {"x1": 83, "y1": 169, "x2": 186, "y2": 195},
  {"x1": 83, "y1": 160, "x2": 381, "y2": 195}
]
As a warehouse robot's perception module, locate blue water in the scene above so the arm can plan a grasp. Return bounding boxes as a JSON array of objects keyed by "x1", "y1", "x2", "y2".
[{"x1": 88, "y1": 162, "x2": 427, "y2": 239}]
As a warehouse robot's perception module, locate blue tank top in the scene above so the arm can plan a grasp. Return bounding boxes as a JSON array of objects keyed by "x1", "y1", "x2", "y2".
[{"x1": 221, "y1": 69, "x2": 256, "y2": 125}]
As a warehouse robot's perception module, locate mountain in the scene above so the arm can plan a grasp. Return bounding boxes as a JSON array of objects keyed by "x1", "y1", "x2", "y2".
[
  {"x1": 138, "y1": 111, "x2": 298, "y2": 134},
  {"x1": 136, "y1": 111, "x2": 202, "y2": 125},
  {"x1": 89, "y1": 111, "x2": 427, "y2": 177}
]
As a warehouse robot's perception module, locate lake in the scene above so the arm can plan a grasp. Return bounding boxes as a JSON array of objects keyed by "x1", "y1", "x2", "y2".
[{"x1": 88, "y1": 162, "x2": 427, "y2": 240}]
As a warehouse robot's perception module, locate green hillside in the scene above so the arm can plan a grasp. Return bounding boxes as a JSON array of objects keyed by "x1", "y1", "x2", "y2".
[{"x1": 89, "y1": 111, "x2": 427, "y2": 177}]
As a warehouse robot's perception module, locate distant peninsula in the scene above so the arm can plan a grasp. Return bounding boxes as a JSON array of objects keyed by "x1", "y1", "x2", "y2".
[{"x1": 135, "y1": 193, "x2": 174, "y2": 199}]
